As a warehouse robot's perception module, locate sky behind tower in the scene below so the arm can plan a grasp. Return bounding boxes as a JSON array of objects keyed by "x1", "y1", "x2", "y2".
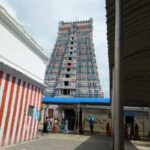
[{"x1": 0, "y1": 0, "x2": 110, "y2": 97}]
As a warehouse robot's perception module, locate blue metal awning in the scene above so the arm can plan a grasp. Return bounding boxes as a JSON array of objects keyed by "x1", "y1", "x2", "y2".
[{"x1": 42, "y1": 97, "x2": 111, "y2": 104}]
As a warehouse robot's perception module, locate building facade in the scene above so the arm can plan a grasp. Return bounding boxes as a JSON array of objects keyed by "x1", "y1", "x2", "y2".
[
  {"x1": 0, "y1": 5, "x2": 49, "y2": 146},
  {"x1": 44, "y1": 18, "x2": 103, "y2": 98},
  {"x1": 41, "y1": 104, "x2": 150, "y2": 137}
]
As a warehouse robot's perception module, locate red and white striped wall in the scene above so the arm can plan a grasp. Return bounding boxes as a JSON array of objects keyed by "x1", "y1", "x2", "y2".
[{"x1": 0, "y1": 70, "x2": 43, "y2": 146}]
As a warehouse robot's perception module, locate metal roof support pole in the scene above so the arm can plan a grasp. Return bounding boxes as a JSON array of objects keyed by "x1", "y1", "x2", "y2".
[
  {"x1": 77, "y1": 103, "x2": 80, "y2": 135},
  {"x1": 113, "y1": 0, "x2": 124, "y2": 150},
  {"x1": 111, "y1": 67, "x2": 115, "y2": 148},
  {"x1": 142, "y1": 107, "x2": 145, "y2": 139}
]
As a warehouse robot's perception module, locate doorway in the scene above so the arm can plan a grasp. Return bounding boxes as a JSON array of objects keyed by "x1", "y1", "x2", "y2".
[
  {"x1": 64, "y1": 109, "x2": 75, "y2": 130},
  {"x1": 125, "y1": 116, "x2": 134, "y2": 124},
  {"x1": 48, "y1": 109, "x2": 54, "y2": 118}
]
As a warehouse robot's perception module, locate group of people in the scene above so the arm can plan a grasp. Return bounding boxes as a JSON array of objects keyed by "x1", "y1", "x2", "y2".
[
  {"x1": 42, "y1": 117, "x2": 58, "y2": 133},
  {"x1": 42, "y1": 117, "x2": 69, "y2": 134},
  {"x1": 89, "y1": 120, "x2": 140, "y2": 141},
  {"x1": 105, "y1": 122, "x2": 140, "y2": 140},
  {"x1": 124, "y1": 123, "x2": 140, "y2": 140},
  {"x1": 43, "y1": 117, "x2": 140, "y2": 140}
]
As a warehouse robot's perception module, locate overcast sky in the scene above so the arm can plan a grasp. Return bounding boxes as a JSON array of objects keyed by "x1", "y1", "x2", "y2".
[{"x1": 0, "y1": 0, "x2": 110, "y2": 97}]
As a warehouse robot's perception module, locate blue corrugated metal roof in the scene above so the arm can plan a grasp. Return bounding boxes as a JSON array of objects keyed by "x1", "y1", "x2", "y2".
[{"x1": 42, "y1": 97, "x2": 111, "y2": 104}]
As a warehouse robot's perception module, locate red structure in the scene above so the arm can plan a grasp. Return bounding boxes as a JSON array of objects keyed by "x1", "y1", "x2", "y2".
[
  {"x1": 0, "y1": 5, "x2": 49, "y2": 146},
  {"x1": 0, "y1": 71, "x2": 43, "y2": 145}
]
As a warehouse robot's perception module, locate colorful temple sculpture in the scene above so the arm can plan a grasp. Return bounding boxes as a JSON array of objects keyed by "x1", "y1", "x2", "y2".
[
  {"x1": 44, "y1": 18, "x2": 104, "y2": 98},
  {"x1": 42, "y1": 19, "x2": 104, "y2": 134},
  {"x1": 0, "y1": 5, "x2": 49, "y2": 146}
]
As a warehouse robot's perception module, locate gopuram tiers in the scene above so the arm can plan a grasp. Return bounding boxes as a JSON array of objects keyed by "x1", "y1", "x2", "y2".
[{"x1": 44, "y1": 18, "x2": 104, "y2": 97}]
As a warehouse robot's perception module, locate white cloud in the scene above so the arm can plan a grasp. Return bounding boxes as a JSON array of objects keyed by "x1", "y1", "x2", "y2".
[{"x1": 0, "y1": 0, "x2": 110, "y2": 97}]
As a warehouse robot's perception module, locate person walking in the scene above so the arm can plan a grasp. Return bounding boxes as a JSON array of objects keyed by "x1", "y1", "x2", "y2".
[
  {"x1": 53, "y1": 118, "x2": 58, "y2": 134},
  {"x1": 130, "y1": 123, "x2": 134, "y2": 140},
  {"x1": 61, "y1": 117, "x2": 65, "y2": 130},
  {"x1": 135, "y1": 123, "x2": 140, "y2": 140},
  {"x1": 50, "y1": 117, "x2": 54, "y2": 130},
  {"x1": 106, "y1": 122, "x2": 111, "y2": 136},
  {"x1": 89, "y1": 117, "x2": 94, "y2": 134},
  {"x1": 64, "y1": 118, "x2": 69, "y2": 134},
  {"x1": 124, "y1": 123, "x2": 129, "y2": 140},
  {"x1": 42, "y1": 117, "x2": 49, "y2": 133}
]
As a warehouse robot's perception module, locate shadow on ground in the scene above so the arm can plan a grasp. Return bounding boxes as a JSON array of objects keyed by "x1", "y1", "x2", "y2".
[
  {"x1": 72, "y1": 133, "x2": 141, "y2": 150},
  {"x1": 47, "y1": 132, "x2": 141, "y2": 150},
  {"x1": 74, "y1": 135, "x2": 112, "y2": 150},
  {"x1": 1, "y1": 132, "x2": 149, "y2": 150}
]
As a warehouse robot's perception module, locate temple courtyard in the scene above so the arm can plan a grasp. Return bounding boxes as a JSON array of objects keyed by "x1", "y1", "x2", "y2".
[{"x1": 1, "y1": 133, "x2": 150, "y2": 150}]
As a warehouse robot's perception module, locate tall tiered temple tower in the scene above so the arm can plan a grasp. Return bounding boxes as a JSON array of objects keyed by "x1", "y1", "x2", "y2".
[{"x1": 44, "y1": 18, "x2": 104, "y2": 98}]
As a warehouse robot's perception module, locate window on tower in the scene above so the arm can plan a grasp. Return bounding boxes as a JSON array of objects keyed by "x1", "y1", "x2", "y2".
[
  {"x1": 67, "y1": 68, "x2": 70, "y2": 72},
  {"x1": 69, "y1": 57, "x2": 72, "y2": 60},
  {"x1": 66, "y1": 74, "x2": 70, "y2": 78},
  {"x1": 64, "y1": 81, "x2": 69, "y2": 86},
  {"x1": 71, "y1": 41, "x2": 74, "y2": 45},
  {"x1": 68, "y1": 63, "x2": 71, "y2": 66},
  {"x1": 63, "y1": 89, "x2": 67, "y2": 95},
  {"x1": 68, "y1": 89, "x2": 70, "y2": 95},
  {"x1": 70, "y1": 51, "x2": 73, "y2": 54},
  {"x1": 62, "y1": 89, "x2": 70, "y2": 95}
]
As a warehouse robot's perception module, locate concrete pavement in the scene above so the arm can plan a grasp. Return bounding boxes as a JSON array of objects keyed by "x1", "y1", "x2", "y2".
[{"x1": 1, "y1": 133, "x2": 149, "y2": 150}]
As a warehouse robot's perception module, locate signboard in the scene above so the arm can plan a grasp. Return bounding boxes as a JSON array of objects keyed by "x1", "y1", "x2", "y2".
[
  {"x1": 33, "y1": 109, "x2": 40, "y2": 121},
  {"x1": 48, "y1": 105, "x2": 58, "y2": 109},
  {"x1": 124, "y1": 111, "x2": 136, "y2": 117},
  {"x1": 87, "y1": 115, "x2": 96, "y2": 122}
]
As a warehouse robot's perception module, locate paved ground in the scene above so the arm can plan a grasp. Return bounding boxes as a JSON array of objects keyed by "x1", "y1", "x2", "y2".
[
  {"x1": 130, "y1": 140, "x2": 150, "y2": 150},
  {"x1": 1, "y1": 133, "x2": 150, "y2": 150}
]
